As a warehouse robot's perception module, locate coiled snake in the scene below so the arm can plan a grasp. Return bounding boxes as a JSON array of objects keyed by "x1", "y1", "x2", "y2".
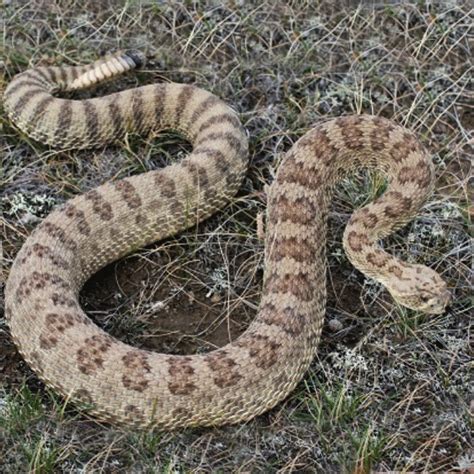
[{"x1": 4, "y1": 51, "x2": 450, "y2": 429}]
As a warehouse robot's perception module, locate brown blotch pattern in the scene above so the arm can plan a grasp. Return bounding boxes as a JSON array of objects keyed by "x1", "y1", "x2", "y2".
[
  {"x1": 260, "y1": 302, "x2": 307, "y2": 337},
  {"x1": 41, "y1": 222, "x2": 78, "y2": 251},
  {"x1": 270, "y1": 237, "x2": 313, "y2": 263},
  {"x1": 174, "y1": 85, "x2": 195, "y2": 126},
  {"x1": 236, "y1": 333, "x2": 282, "y2": 370},
  {"x1": 195, "y1": 131, "x2": 243, "y2": 153},
  {"x1": 367, "y1": 251, "x2": 390, "y2": 268},
  {"x1": 132, "y1": 88, "x2": 145, "y2": 132},
  {"x1": 122, "y1": 350, "x2": 152, "y2": 393},
  {"x1": 84, "y1": 189, "x2": 114, "y2": 221},
  {"x1": 167, "y1": 357, "x2": 197, "y2": 395},
  {"x1": 188, "y1": 95, "x2": 220, "y2": 132},
  {"x1": 381, "y1": 191, "x2": 413, "y2": 217},
  {"x1": 277, "y1": 158, "x2": 322, "y2": 188},
  {"x1": 40, "y1": 312, "x2": 77, "y2": 350},
  {"x1": 182, "y1": 161, "x2": 210, "y2": 189},
  {"x1": 16, "y1": 272, "x2": 69, "y2": 303},
  {"x1": 264, "y1": 270, "x2": 313, "y2": 302},
  {"x1": 196, "y1": 113, "x2": 241, "y2": 136},
  {"x1": 76, "y1": 334, "x2": 113, "y2": 375},
  {"x1": 390, "y1": 131, "x2": 420, "y2": 163},
  {"x1": 18, "y1": 243, "x2": 68, "y2": 269},
  {"x1": 206, "y1": 351, "x2": 242, "y2": 388},
  {"x1": 270, "y1": 194, "x2": 318, "y2": 226},
  {"x1": 388, "y1": 265, "x2": 403, "y2": 278},
  {"x1": 51, "y1": 293, "x2": 76, "y2": 308},
  {"x1": 337, "y1": 116, "x2": 366, "y2": 150},
  {"x1": 154, "y1": 172, "x2": 177, "y2": 199},
  {"x1": 54, "y1": 100, "x2": 73, "y2": 143},
  {"x1": 370, "y1": 117, "x2": 396, "y2": 151},
  {"x1": 106, "y1": 96, "x2": 126, "y2": 137},
  {"x1": 347, "y1": 231, "x2": 371, "y2": 252},
  {"x1": 114, "y1": 179, "x2": 142, "y2": 209},
  {"x1": 82, "y1": 100, "x2": 100, "y2": 144},
  {"x1": 65, "y1": 204, "x2": 91, "y2": 236},
  {"x1": 397, "y1": 161, "x2": 432, "y2": 188},
  {"x1": 298, "y1": 128, "x2": 338, "y2": 165}
]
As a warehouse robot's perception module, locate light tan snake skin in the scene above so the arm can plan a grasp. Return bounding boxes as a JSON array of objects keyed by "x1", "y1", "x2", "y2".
[{"x1": 4, "y1": 51, "x2": 450, "y2": 429}]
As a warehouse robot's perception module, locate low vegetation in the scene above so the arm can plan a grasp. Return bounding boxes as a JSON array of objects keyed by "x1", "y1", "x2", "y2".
[{"x1": 0, "y1": 1, "x2": 472, "y2": 472}]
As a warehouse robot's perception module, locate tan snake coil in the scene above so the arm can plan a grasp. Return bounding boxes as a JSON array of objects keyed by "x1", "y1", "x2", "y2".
[{"x1": 4, "y1": 51, "x2": 450, "y2": 429}]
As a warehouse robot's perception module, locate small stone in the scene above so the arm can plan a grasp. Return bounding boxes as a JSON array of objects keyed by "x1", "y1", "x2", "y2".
[
  {"x1": 328, "y1": 318, "x2": 343, "y2": 332},
  {"x1": 210, "y1": 293, "x2": 221, "y2": 303}
]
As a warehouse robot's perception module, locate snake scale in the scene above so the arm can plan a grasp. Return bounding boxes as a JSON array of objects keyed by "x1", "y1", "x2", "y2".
[{"x1": 3, "y1": 51, "x2": 450, "y2": 429}]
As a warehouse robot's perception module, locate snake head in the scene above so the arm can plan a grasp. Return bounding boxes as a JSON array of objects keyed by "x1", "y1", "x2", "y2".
[{"x1": 386, "y1": 264, "x2": 450, "y2": 314}]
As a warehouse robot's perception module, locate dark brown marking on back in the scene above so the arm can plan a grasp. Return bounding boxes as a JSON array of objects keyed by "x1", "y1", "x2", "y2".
[
  {"x1": 84, "y1": 189, "x2": 114, "y2": 221},
  {"x1": 196, "y1": 113, "x2": 241, "y2": 136},
  {"x1": 153, "y1": 83, "x2": 166, "y2": 125},
  {"x1": 114, "y1": 179, "x2": 142, "y2": 209},
  {"x1": 397, "y1": 161, "x2": 432, "y2": 188},
  {"x1": 388, "y1": 265, "x2": 403, "y2": 278},
  {"x1": 260, "y1": 302, "x2": 307, "y2": 337},
  {"x1": 337, "y1": 116, "x2": 365, "y2": 151},
  {"x1": 57, "y1": 66, "x2": 68, "y2": 87},
  {"x1": 264, "y1": 270, "x2": 314, "y2": 302},
  {"x1": 15, "y1": 272, "x2": 70, "y2": 303},
  {"x1": 41, "y1": 222, "x2": 78, "y2": 251},
  {"x1": 195, "y1": 131, "x2": 243, "y2": 152},
  {"x1": 82, "y1": 100, "x2": 100, "y2": 144},
  {"x1": 277, "y1": 160, "x2": 322, "y2": 189},
  {"x1": 132, "y1": 88, "x2": 145, "y2": 132},
  {"x1": 269, "y1": 237, "x2": 313, "y2": 263},
  {"x1": 4, "y1": 80, "x2": 44, "y2": 99},
  {"x1": 18, "y1": 242, "x2": 69, "y2": 269},
  {"x1": 347, "y1": 231, "x2": 371, "y2": 252},
  {"x1": 370, "y1": 117, "x2": 396, "y2": 151},
  {"x1": 206, "y1": 351, "x2": 242, "y2": 388},
  {"x1": 10, "y1": 88, "x2": 46, "y2": 116},
  {"x1": 64, "y1": 204, "x2": 91, "y2": 236},
  {"x1": 76, "y1": 334, "x2": 113, "y2": 375},
  {"x1": 26, "y1": 95, "x2": 56, "y2": 124},
  {"x1": 54, "y1": 100, "x2": 73, "y2": 144},
  {"x1": 236, "y1": 332, "x2": 282, "y2": 370},
  {"x1": 174, "y1": 84, "x2": 195, "y2": 126},
  {"x1": 122, "y1": 350, "x2": 152, "y2": 393},
  {"x1": 389, "y1": 132, "x2": 421, "y2": 164},
  {"x1": 182, "y1": 160, "x2": 210, "y2": 189},
  {"x1": 106, "y1": 95, "x2": 125, "y2": 137},
  {"x1": 31, "y1": 68, "x2": 51, "y2": 84},
  {"x1": 367, "y1": 251, "x2": 390, "y2": 268},
  {"x1": 154, "y1": 172, "x2": 176, "y2": 198},
  {"x1": 51, "y1": 292, "x2": 77, "y2": 308},
  {"x1": 167, "y1": 357, "x2": 197, "y2": 395},
  {"x1": 298, "y1": 128, "x2": 338, "y2": 165},
  {"x1": 188, "y1": 95, "x2": 221, "y2": 133},
  {"x1": 269, "y1": 193, "x2": 318, "y2": 226}
]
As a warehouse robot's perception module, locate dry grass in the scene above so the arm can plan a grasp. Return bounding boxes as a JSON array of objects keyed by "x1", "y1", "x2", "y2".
[{"x1": 0, "y1": 1, "x2": 472, "y2": 472}]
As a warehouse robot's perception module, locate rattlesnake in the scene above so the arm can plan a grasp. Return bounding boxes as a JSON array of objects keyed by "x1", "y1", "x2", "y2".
[{"x1": 3, "y1": 51, "x2": 450, "y2": 429}]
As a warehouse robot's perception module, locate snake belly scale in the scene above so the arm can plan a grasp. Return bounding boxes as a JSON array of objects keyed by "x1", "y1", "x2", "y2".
[{"x1": 3, "y1": 51, "x2": 449, "y2": 429}]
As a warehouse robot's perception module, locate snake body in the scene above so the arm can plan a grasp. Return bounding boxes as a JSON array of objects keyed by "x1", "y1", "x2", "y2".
[{"x1": 4, "y1": 52, "x2": 449, "y2": 429}]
